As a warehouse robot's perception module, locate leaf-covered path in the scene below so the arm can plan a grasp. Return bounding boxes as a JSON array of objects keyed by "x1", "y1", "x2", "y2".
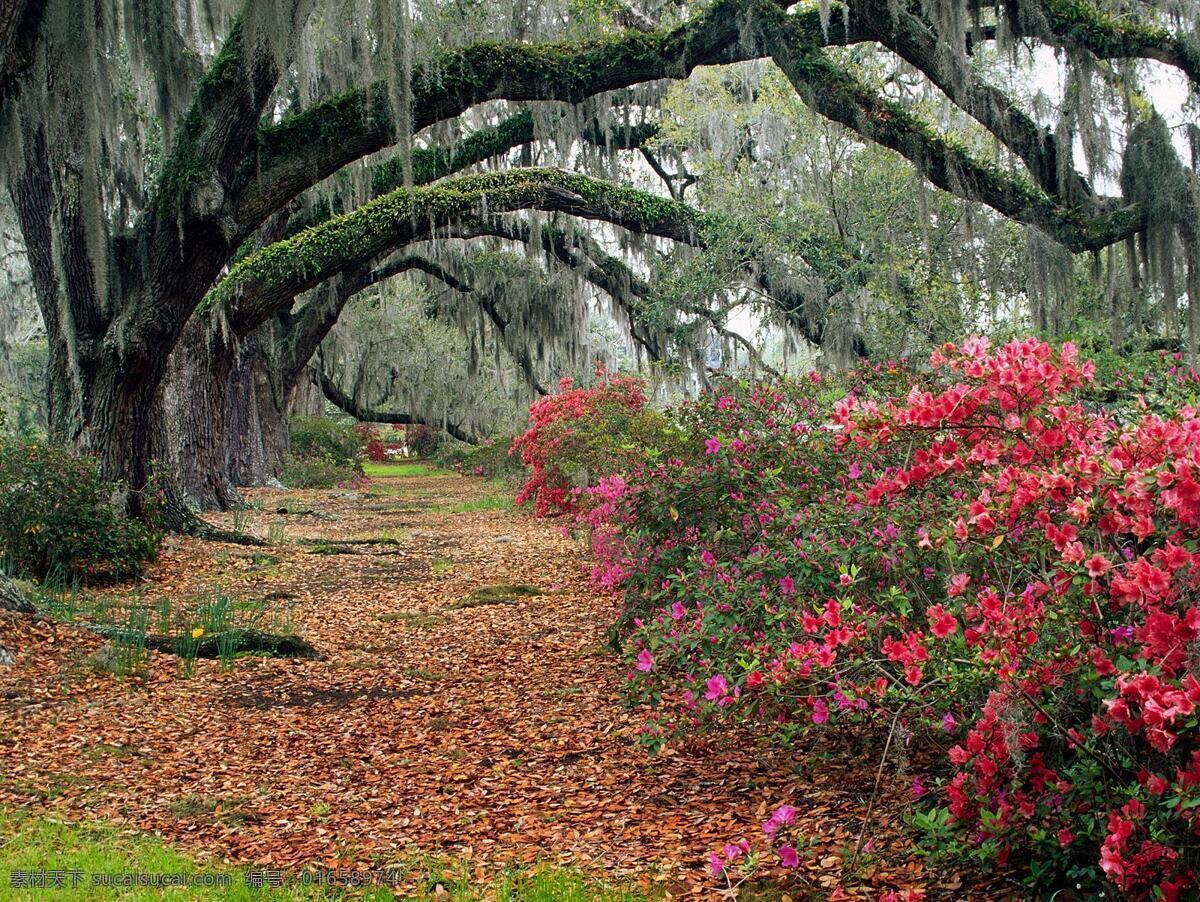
[{"x1": 1, "y1": 465, "x2": 970, "y2": 898}]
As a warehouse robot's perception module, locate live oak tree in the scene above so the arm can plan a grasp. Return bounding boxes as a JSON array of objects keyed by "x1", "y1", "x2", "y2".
[{"x1": 0, "y1": 0, "x2": 1196, "y2": 523}]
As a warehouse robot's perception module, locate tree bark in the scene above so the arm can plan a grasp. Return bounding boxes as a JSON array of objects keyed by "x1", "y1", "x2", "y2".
[
  {"x1": 160, "y1": 317, "x2": 242, "y2": 510},
  {"x1": 0, "y1": 572, "x2": 33, "y2": 613}
]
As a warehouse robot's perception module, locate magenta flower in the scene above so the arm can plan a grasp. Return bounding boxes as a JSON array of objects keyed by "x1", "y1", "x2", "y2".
[
  {"x1": 705, "y1": 437, "x2": 721, "y2": 454},
  {"x1": 912, "y1": 776, "x2": 927, "y2": 798},
  {"x1": 705, "y1": 674, "x2": 729, "y2": 701},
  {"x1": 778, "y1": 845, "x2": 800, "y2": 868},
  {"x1": 773, "y1": 804, "x2": 797, "y2": 825},
  {"x1": 811, "y1": 698, "x2": 829, "y2": 724},
  {"x1": 671, "y1": 601, "x2": 687, "y2": 620},
  {"x1": 701, "y1": 550, "x2": 716, "y2": 567},
  {"x1": 708, "y1": 851, "x2": 724, "y2": 876},
  {"x1": 942, "y1": 712, "x2": 957, "y2": 732},
  {"x1": 636, "y1": 649, "x2": 654, "y2": 673}
]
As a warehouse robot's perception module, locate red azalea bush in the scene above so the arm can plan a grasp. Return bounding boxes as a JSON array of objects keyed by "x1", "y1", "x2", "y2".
[
  {"x1": 355, "y1": 423, "x2": 387, "y2": 461},
  {"x1": 406, "y1": 424, "x2": 442, "y2": 458},
  {"x1": 520, "y1": 338, "x2": 1200, "y2": 896},
  {"x1": 510, "y1": 372, "x2": 669, "y2": 517}
]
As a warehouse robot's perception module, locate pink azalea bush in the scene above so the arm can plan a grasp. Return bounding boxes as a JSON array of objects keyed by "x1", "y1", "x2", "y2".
[{"x1": 518, "y1": 338, "x2": 1200, "y2": 896}]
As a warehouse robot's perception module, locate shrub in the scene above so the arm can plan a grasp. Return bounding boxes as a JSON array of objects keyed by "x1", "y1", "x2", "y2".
[
  {"x1": 356, "y1": 423, "x2": 387, "y2": 461},
  {"x1": 0, "y1": 441, "x2": 160, "y2": 580},
  {"x1": 522, "y1": 339, "x2": 1200, "y2": 896},
  {"x1": 510, "y1": 372, "x2": 684, "y2": 517},
  {"x1": 406, "y1": 424, "x2": 442, "y2": 458},
  {"x1": 287, "y1": 415, "x2": 364, "y2": 466},
  {"x1": 280, "y1": 454, "x2": 362, "y2": 489},
  {"x1": 436, "y1": 435, "x2": 527, "y2": 483}
]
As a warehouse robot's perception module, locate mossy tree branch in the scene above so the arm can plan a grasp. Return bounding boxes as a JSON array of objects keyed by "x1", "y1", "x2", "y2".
[
  {"x1": 213, "y1": 167, "x2": 711, "y2": 336},
  {"x1": 752, "y1": 0, "x2": 1145, "y2": 252},
  {"x1": 281, "y1": 251, "x2": 550, "y2": 396},
  {"x1": 234, "y1": 0, "x2": 868, "y2": 226},
  {"x1": 1010, "y1": 0, "x2": 1200, "y2": 87}
]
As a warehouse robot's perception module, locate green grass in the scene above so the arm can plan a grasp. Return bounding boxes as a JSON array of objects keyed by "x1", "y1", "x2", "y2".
[
  {"x1": 361, "y1": 461, "x2": 452, "y2": 478},
  {"x1": 377, "y1": 611, "x2": 449, "y2": 627},
  {"x1": 445, "y1": 584, "x2": 542, "y2": 610},
  {"x1": 435, "y1": 494, "x2": 513, "y2": 513},
  {"x1": 0, "y1": 807, "x2": 652, "y2": 899}
]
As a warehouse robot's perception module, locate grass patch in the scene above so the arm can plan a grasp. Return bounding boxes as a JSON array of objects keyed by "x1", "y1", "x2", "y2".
[
  {"x1": 0, "y1": 808, "x2": 652, "y2": 900},
  {"x1": 435, "y1": 494, "x2": 513, "y2": 513},
  {"x1": 362, "y1": 461, "x2": 452, "y2": 478},
  {"x1": 0, "y1": 808, "x2": 268, "y2": 900},
  {"x1": 430, "y1": 560, "x2": 455, "y2": 575},
  {"x1": 366, "y1": 527, "x2": 413, "y2": 543},
  {"x1": 446, "y1": 584, "x2": 542, "y2": 610},
  {"x1": 377, "y1": 611, "x2": 449, "y2": 628}
]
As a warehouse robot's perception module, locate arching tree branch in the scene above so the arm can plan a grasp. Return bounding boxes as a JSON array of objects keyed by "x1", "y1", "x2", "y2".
[
  {"x1": 213, "y1": 168, "x2": 710, "y2": 336},
  {"x1": 316, "y1": 367, "x2": 479, "y2": 444}
]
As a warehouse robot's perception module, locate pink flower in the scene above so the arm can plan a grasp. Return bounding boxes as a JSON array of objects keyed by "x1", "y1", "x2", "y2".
[
  {"x1": 812, "y1": 698, "x2": 829, "y2": 724},
  {"x1": 912, "y1": 776, "x2": 927, "y2": 798},
  {"x1": 636, "y1": 649, "x2": 654, "y2": 673},
  {"x1": 705, "y1": 437, "x2": 721, "y2": 454},
  {"x1": 705, "y1": 674, "x2": 729, "y2": 701},
  {"x1": 778, "y1": 845, "x2": 800, "y2": 867},
  {"x1": 772, "y1": 804, "x2": 796, "y2": 825},
  {"x1": 947, "y1": 573, "x2": 970, "y2": 596},
  {"x1": 779, "y1": 576, "x2": 795, "y2": 595},
  {"x1": 1085, "y1": 553, "x2": 1111, "y2": 578},
  {"x1": 701, "y1": 550, "x2": 716, "y2": 567},
  {"x1": 941, "y1": 712, "x2": 957, "y2": 732},
  {"x1": 708, "y1": 852, "x2": 724, "y2": 876},
  {"x1": 671, "y1": 601, "x2": 686, "y2": 620}
]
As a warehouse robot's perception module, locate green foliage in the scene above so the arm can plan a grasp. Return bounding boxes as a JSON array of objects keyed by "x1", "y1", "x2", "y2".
[
  {"x1": 0, "y1": 441, "x2": 160, "y2": 581},
  {"x1": 281, "y1": 455, "x2": 362, "y2": 489},
  {"x1": 283, "y1": 415, "x2": 365, "y2": 488},
  {"x1": 436, "y1": 436, "x2": 528, "y2": 483},
  {"x1": 287, "y1": 415, "x2": 365, "y2": 466}
]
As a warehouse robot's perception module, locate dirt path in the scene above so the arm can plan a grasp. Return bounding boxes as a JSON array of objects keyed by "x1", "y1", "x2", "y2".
[{"x1": 0, "y1": 466, "x2": 960, "y2": 898}]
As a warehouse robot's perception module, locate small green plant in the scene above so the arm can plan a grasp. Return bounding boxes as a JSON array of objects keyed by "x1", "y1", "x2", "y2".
[
  {"x1": 431, "y1": 560, "x2": 454, "y2": 575},
  {"x1": 109, "y1": 606, "x2": 150, "y2": 678},
  {"x1": 230, "y1": 508, "x2": 252, "y2": 534},
  {"x1": 217, "y1": 630, "x2": 238, "y2": 670},
  {"x1": 155, "y1": 596, "x2": 172, "y2": 634},
  {"x1": 174, "y1": 626, "x2": 203, "y2": 677},
  {"x1": 265, "y1": 522, "x2": 287, "y2": 545},
  {"x1": 196, "y1": 590, "x2": 233, "y2": 634}
]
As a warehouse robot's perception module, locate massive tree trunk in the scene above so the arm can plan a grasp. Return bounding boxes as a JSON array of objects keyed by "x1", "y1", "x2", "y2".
[
  {"x1": 160, "y1": 317, "x2": 242, "y2": 510},
  {"x1": 4, "y1": 0, "x2": 311, "y2": 526}
]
